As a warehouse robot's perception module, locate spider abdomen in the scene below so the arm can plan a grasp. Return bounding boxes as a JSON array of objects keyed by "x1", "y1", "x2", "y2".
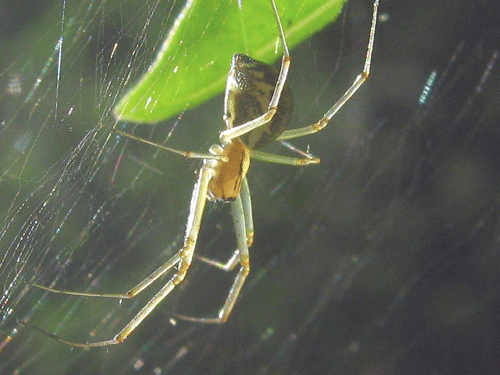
[{"x1": 224, "y1": 53, "x2": 293, "y2": 150}]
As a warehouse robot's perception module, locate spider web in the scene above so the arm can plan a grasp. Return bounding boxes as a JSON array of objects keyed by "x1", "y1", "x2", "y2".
[{"x1": 1, "y1": 0, "x2": 500, "y2": 374}]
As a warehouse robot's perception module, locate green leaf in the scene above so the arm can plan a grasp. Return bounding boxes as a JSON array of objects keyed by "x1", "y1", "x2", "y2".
[{"x1": 113, "y1": 0, "x2": 347, "y2": 124}]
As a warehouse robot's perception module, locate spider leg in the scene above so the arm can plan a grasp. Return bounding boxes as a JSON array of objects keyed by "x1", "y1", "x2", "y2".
[
  {"x1": 240, "y1": 178, "x2": 254, "y2": 247},
  {"x1": 194, "y1": 176, "x2": 253, "y2": 270},
  {"x1": 114, "y1": 129, "x2": 224, "y2": 161},
  {"x1": 32, "y1": 166, "x2": 220, "y2": 300},
  {"x1": 195, "y1": 250, "x2": 241, "y2": 271},
  {"x1": 24, "y1": 162, "x2": 215, "y2": 347},
  {"x1": 173, "y1": 179, "x2": 252, "y2": 323},
  {"x1": 251, "y1": 150, "x2": 320, "y2": 165},
  {"x1": 277, "y1": 0, "x2": 379, "y2": 141},
  {"x1": 32, "y1": 253, "x2": 182, "y2": 299},
  {"x1": 219, "y1": 0, "x2": 290, "y2": 145}
]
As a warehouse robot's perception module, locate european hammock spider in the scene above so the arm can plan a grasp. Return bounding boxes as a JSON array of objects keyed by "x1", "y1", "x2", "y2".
[{"x1": 24, "y1": 0, "x2": 379, "y2": 347}]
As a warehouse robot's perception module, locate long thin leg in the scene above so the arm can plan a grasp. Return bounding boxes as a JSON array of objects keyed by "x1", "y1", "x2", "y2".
[
  {"x1": 195, "y1": 176, "x2": 253, "y2": 269},
  {"x1": 251, "y1": 150, "x2": 320, "y2": 165},
  {"x1": 215, "y1": 195, "x2": 250, "y2": 322},
  {"x1": 174, "y1": 193, "x2": 250, "y2": 323},
  {"x1": 24, "y1": 162, "x2": 215, "y2": 347},
  {"x1": 277, "y1": 0, "x2": 379, "y2": 141},
  {"x1": 195, "y1": 250, "x2": 241, "y2": 271},
  {"x1": 114, "y1": 129, "x2": 224, "y2": 161},
  {"x1": 240, "y1": 178, "x2": 254, "y2": 247},
  {"x1": 32, "y1": 254, "x2": 181, "y2": 299},
  {"x1": 219, "y1": 0, "x2": 290, "y2": 145}
]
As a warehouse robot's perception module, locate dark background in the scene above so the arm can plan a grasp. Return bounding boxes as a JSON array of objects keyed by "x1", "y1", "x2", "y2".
[{"x1": 1, "y1": 0, "x2": 500, "y2": 374}]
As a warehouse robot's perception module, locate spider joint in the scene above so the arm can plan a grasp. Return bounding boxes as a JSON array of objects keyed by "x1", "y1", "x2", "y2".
[
  {"x1": 265, "y1": 108, "x2": 277, "y2": 119},
  {"x1": 312, "y1": 122, "x2": 324, "y2": 132},
  {"x1": 246, "y1": 231, "x2": 254, "y2": 247}
]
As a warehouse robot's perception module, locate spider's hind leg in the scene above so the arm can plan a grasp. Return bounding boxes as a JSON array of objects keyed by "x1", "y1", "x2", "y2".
[
  {"x1": 173, "y1": 178, "x2": 253, "y2": 324},
  {"x1": 23, "y1": 160, "x2": 215, "y2": 347}
]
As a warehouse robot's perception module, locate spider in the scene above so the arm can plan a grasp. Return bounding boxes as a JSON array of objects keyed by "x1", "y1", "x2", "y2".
[{"x1": 24, "y1": 0, "x2": 379, "y2": 347}]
